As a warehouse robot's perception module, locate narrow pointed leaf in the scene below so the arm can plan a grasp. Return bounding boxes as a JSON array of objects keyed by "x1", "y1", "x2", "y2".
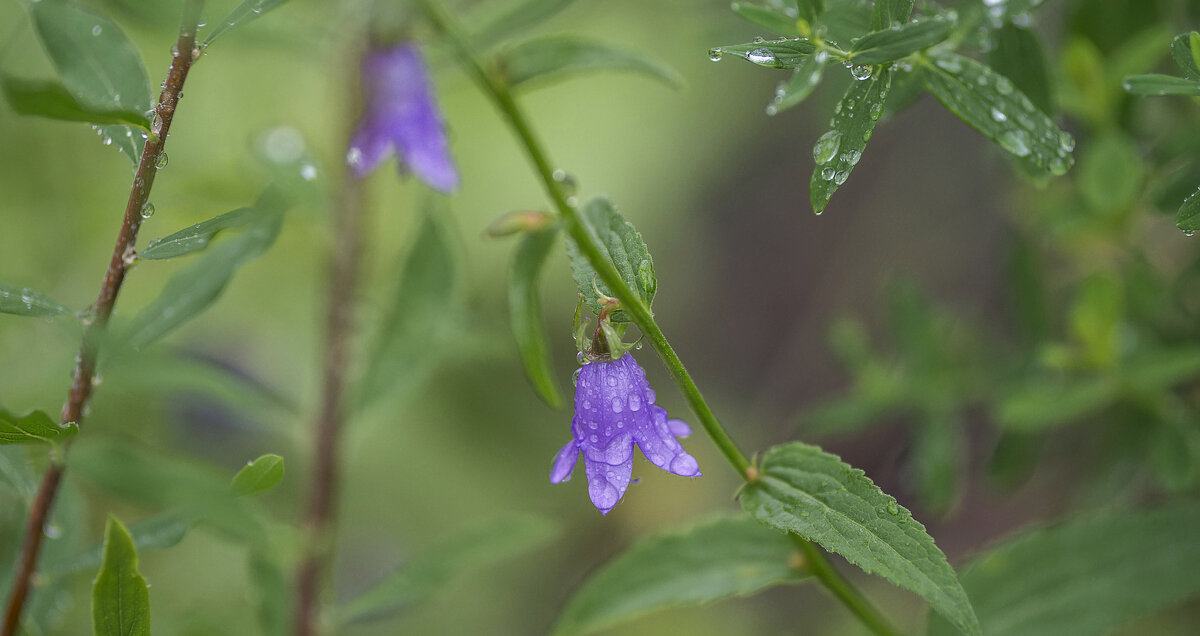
[
  {"x1": 927, "y1": 502, "x2": 1200, "y2": 636},
  {"x1": 0, "y1": 282, "x2": 72, "y2": 318},
  {"x1": 1171, "y1": 32, "x2": 1200, "y2": 80},
  {"x1": 987, "y1": 24, "x2": 1054, "y2": 114},
  {"x1": 554, "y1": 515, "x2": 810, "y2": 635},
  {"x1": 338, "y1": 516, "x2": 557, "y2": 625},
  {"x1": 711, "y1": 38, "x2": 815, "y2": 69},
  {"x1": 140, "y1": 207, "x2": 258, "y2": 260},
  {"x1": 249, "y1": 554, "x2": 289, "y2": 636},
  {"x1": 810, "y1": 68, "x2": 892, "y2": 213},
  {"x1": 998, "y1": 377, "x2": 1115, "y2": 431},
  {"x1": 769, "y1": 54, "x2": 825, "y2": 114},
  {"x1": 204, "y1": 0, "x2": 290, "y2": 46},
  {"x1": 870, "y1": 0, "x2": 913, "y2": 29},
  {"x1": 45, "y1": 512, "x2": 194, "y2": 578},
  {"x1": 849, "y1": 17, "x2": 952, "y2": 65},
  {"x1": 923, "y1": 53, "x2": 1075, "y2": 176},
  {"x1": 501, "y1": 37, "x2": 681, "y2": 90},
  {"x1": 1122, "y1": 73, "x2": 1200, "y2": 96},
  {"x1": 231, "y1": 454, "x2": 285, "y2": 496},
  {"x1": 1178, "y1": 188, "x2": 1200, "y2": 231},
  {"x1": 30, "y1": 1, "x2": 151, "y2": 162},
  {"x1": 468, "y1": 0, "x2": 580, "y2": 50},
  {"x1": 565, "y1": 197, "x2": 656, "y2": 322},
  {"x1": 118, "y1": 204, "x2": 284, "y2": 351},
  {"x1": 357, "y1": 203, "x2": 456, "y2": 409},
  {"x1": 1, "y1": 75, "x2": 148, "y2": 127},
  {"x1": 740, "y1": 442, "x2": 980, "y2": 636},
  {"x1": 92, "y1": 517, "x2": 151, "y2": 636},
  {"x1": 510, "y1": 227, "x2": 564, "y2": 408},
  {"x1": 731, "y1": 3, "x2": 801, "y2": 37},
  {"x1": 0, "y1": 408, "x2": 77, "y2": 445}
]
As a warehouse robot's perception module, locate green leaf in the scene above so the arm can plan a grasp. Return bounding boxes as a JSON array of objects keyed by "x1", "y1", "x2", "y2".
[
  {"x1": 117, "y1": 202, "x2": 284, "y2": 351},
  {"x1": 997, "y1": 376, "x2": 1115, "y2": 431},
  {"x1": 357, "y1": 202, "x2": 457, "y2": 409},
  {"x1": 1172, "y1": 32, "x2": 1200, "y2": 80},
  {"x1": 45, "y1": 512, "x2": 194, "y2": 578},
  {"x1": 554, "y1": 515, "x2": 809, "y2": 635},
  {"x1": 338, "y1": 516, "x2": 557, "y2": 625},
  {"x1": 710, "y1": 38, "x2": 816, "y2": 69},
  {"x1": 1177, "y1": 187, "x2": 1200, "y2": 232},
  {"x1": 501, "y1": 37, "x2": 681, "y2": 90},
  {"x1": 203, "y1": 0, "x2": 290, "y2": 47},
  {"x1": 870, "y1": 0, "x2": 913, "y2": 29},
  {"x1": 1122, "y1": 73, "x2": 1200, "y2": 96},
  {"x1": 248, "y1": 554, "x2": 289, "y2": 636},
  {"x1": 140, "y1": 207, "x2": 258, "y2": 260},
  {"x1": 565, "y1": 197, "x2": 656, "y2": 322},
  {"x1": 923, "y1": 53, "x2": 1075, "y2": 176},
  {"x1": 0, "y1": 75, "x2": 148, "y2": 127},
  {"x1": 30, "y1": 0, "x2": 151, "y2": 162},
  {"x1": 0, "y1": 408, "x2": 77, "y2": 445},
  {"x1": 92, "y1": 517, "x2": 151, "y2": 636},
  {"x1": 740, "y1": 442, "x2": 980, "y2": 636},
  {"x1": 768, "y1": 54, "x2": 825, "y2": 114},
  {"x1": 1120, "y1": 346, "x2": 1200, "y2": 392},
  {"x1": 927, "y1": 502, "x2": 1200, "y2": 636},
  {"x1": 849, "y1": 17, "x2": 952, "y2": 65},
  {"x1": 0, "y1": 282, "x2": 72, "y2": 318},
  {"x1": 1077, "y1": 133, "x2": 1143, "y2": 215},
  {"x1": 909, "y1": 414, "x2": 961, "y2": 516},
  {"x1": 467, "y1": 0, "x2": 579, "y2": 50},
  {"x1": 987, "y1": 24, "x2": 1054, "y2": 114},
  {"x1": 809, "y1": 68, "x2": 892, "y2": 214},
  {"x1": 231, "y1": 454, "x2": 285, "y2": 496},
  {"x1": 509, "y1": 227, "x2": 563, "y2": 408},
  {"x1": 731, "y1": 3, "x2": 801, "y2": 37}
]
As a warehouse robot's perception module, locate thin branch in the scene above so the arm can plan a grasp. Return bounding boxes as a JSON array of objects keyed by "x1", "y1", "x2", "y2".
[{"x1": 1, "y1": 3, "x2": 204, "y2": 634}]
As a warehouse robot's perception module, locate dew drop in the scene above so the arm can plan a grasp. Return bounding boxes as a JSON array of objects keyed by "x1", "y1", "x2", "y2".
[
  {"x1": 552, "y1": 169, "x2": 578, "y2": 197},
  {"x1": 752, "y1": 36, "x2": 765, "y2": 43},
  {"x1": 155, "y1": 152, "x2": 168, "y2": 169},
  {"x1": 300, "y1": 162, "x2": 318, "y2": 181},
  {"x1": 746, "y1": 48, "x2": 775, "y2": 65},
  {"x1": 1058, "y1": 131, "x2": 1076, "y2": 152},
  {"x1": 645, "y1": 389, "x2": 656, "y2": 404},
  {"x1": 990, "y1": 107, "x2": 1007, "y2": 122},
  {"x1": 812, "y1": 130, "x2": 842, "y2": 165},
  {"x1": 140, "y1": 201, "x2": 155, "y2": 218},
  {"x1": 833, "y1": 170, "x2": 849, "y2": 185},
  {"x1": 844, "y1": 149, "x2": 861, "y2": 165},
  {"x1": 628, "y1": 394, "x2": 641, "y2": 411},
  {"x1": 998, "y1": 130, "x2": 1031, "y2": 157},
  {"x1": 611, "y1": 397, "x2": 623, "y2": 413},
  {"x1": 1185, "y1": 230, "x2": 1196, "y2": 237},
  {"x1": 91, "y1": 25, "x2": 102, "y2": 36},
  {"x1": 588, "y1": 420, "x2": 598, "y2": 429},
  {"x1": 869, "y1": 102, "x2": 883, "y2": 120},
  {"x1": 850, "y1": 65, "x2": 873, "y2": 80},
  {"x1": 708, "y1": 48, "x2": 724, "y2": 61},
  {"x1": 821, "y1": 166, "x2": 835, "y2": 180},
  {"x1": 345, "y1": 147, "x2": 364, "y2": 168},
  {"x1": 43, "y1": 524, "x2": 61, "y2": 539}
]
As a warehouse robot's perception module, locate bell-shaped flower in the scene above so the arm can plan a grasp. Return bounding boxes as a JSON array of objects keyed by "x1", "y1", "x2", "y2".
[
  {"x1": 346, "y1": 42, "x2": 458, "y2": 191},
  {"x1": 550, "y1": 353, "x2": 701, "y2": 514}
]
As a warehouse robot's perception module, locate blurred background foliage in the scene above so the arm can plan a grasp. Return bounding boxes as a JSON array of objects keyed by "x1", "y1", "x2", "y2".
[{"x1": 2, "y1": 0, "x2": 1200, "y2": 633}]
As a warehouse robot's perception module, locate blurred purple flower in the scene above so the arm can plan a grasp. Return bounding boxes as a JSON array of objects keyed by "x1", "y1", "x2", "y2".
[
  {"x1": 550, "y1": 353, "x2": 701, "y2": 515},
  {"x1": 347, "y1": 42, "x2": 458, "y2": 191}
]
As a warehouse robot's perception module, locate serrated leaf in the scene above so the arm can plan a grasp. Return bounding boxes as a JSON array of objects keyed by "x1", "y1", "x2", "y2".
[
  {"x1": 1122, "y1": 73, "x2": 1200, "y2": 96},
  {"x1": 1179, "y1": 188, "x2": 1200, "y2": 231},
  {"x1": 0, "y1": 282, "x2": 72, "y2": 318},
  {"x1": 554, "y1": 515, "x2": 810, "y2": 635},
  {"x1": 1171, "y1": 32, "x2": 1200, "y2": 80},
  {"x1": 510, "y1": 227, "x2": 563, "y2": 408},
  {"x1": 467, "y1": 0, "x2": 579, "y2": 50},
  {"x1": 565, "y1": 197, "x2": 656, "y2": 322},
  {"x1": 850, "y1": 17, "x2": 951, "y2": 65},
  {"x1": 203, "y1": 0, "x2": 290, "y2": 47},
  {"x1": 0, "y1": 75, "x2": 148, "y2": 127},
  {"x1": 92, "y1": 517, "x2": 151, "y2": 636},
  {"x1": 927, "y1": 502, "x2": 1200, "y2": 636},
  {"x1": 501, "y1": 37, "x2": 681, "y2": 89},
  {"x1": 987, "y1": 24, "x2": 1054, "y2": 114},
  {"x1": 338, "y1": 516, "x2": 557, "y2": 625},
  {"x1": 740, "y1": 442, "x2": 980, "y2": 636},
  {"x1": 711, "y1": 38, "x2": 816, "y2": 69},
  {"x1": 768, "y1": 54, "x2": 825, "y2": 114},
  {"x1": 117, "y1": 202, "x2": 284, "y2": 351},
  {"x1": 923, "y1": 53, "x2": 1075, "y2": 176},
  {"x1": 809, "y1": 68, "x2": 892, "y2": 213},
  {"x1": 870, "y1": 0, "x2": 913, "y2": 29},
  {"x1": 231, "y1": 454, "x2": 285, "y2": 496},
  {"x1": 140, "y1": 206, "x2": 258, "y2": 260},
  {"x1": 0, "y1": 408, "x2": 77, "y2": 445},
  {"x1": 731, "y1": 3, "x2": 801, "y2": 37},
  {"x1": 45, "y1": 511, "x2": 194, "y2": 578},
  {"x1": 357, "y1": 202, "x2": 456, "y2": 409},
  {"x1": 30, "y1": 1, "x2": 151, "y2": 162}
]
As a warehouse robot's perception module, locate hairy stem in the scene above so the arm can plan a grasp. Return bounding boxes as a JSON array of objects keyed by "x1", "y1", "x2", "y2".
[
  {"x1": 0, "y1": 3, "x2": 205, "y2": 634},
  {"x1": 292, "y1": 42, "x2": 368, "y2": 636},
  {"x1": 420, "y1": 3, "x2": 901, "y2": 635}
]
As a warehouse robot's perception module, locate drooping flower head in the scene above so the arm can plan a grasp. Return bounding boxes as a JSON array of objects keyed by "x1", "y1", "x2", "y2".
[
  {"x1": 550, "y1": 353, "x2": 701, "y2": 515},
  {"x1": 347, "y1": 42, "x2": 458, "y2": 192}
]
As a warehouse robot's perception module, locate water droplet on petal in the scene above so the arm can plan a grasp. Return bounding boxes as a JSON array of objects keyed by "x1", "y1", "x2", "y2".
[
  {"x1": 628, "y1": 394, "x2": 641, "y2": 411},
  {"x1": 611, "y1": 397, "x2": 623, "y2": 413}
]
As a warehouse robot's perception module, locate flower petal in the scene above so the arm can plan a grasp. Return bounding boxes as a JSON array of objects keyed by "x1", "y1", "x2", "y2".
[
  {"x1": 667, "y1": 418, "x2": 692, "y2": 438},
  {"x1": 582, "y1": 441, "x2": 633, "y2": 515},
  {"x1": 550, "y1": 439, "x2": 579, "y2": 484},
  {"x1": 632, "y1": 406, "x2": 701, "y2": 477}
]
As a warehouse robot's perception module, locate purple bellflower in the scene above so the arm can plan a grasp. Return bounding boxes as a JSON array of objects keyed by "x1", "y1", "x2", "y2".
[
  {"x1": 550, "y1": 353, "x2": 701, "y2": 515},
  {"x1": 347, "y1": 42, "x2": 458, "y2": 192}
]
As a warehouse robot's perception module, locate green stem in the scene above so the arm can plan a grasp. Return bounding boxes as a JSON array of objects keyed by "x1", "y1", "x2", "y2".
[{"x1": 421, "y1": 4, "x2": 900, "y2": 635}]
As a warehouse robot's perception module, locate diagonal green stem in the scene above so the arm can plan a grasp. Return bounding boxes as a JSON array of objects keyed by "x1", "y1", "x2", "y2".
[{"x1": 419, "y1": 3, "x2": 900, "y2": 635}]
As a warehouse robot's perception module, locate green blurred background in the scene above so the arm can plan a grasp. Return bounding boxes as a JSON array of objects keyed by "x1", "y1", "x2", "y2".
[{"x1": 3, "y1": 0, "x2": 1200, "y2": 634}]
